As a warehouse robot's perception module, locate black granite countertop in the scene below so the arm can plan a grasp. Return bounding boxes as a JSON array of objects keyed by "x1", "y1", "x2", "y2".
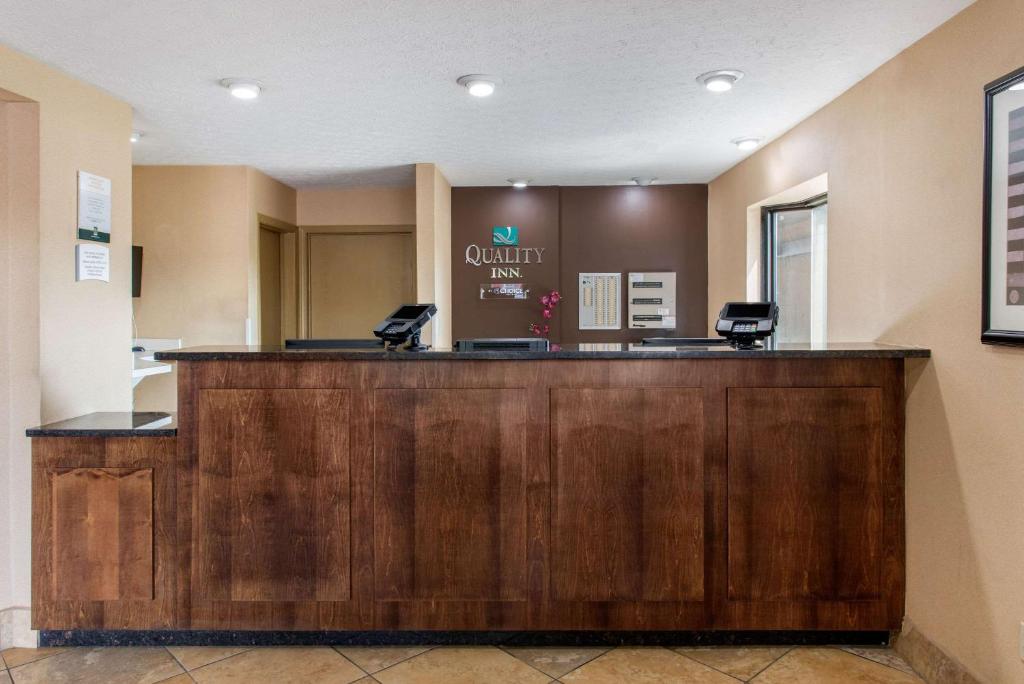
[
  {"x1": 156, "y1": 341, "x2": 930, "y2": 361},
  {"x1": 27, "y1": 412, "x2": 177, "y2": 437}
]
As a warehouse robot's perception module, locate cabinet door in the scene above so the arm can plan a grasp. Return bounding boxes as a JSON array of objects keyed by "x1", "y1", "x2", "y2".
[
  {"x1": 192, "y1": 389, "x2": 351, "y2": 628},
  {"x1": 545, "y1": 388, "x2": 706, "y2": 629},
  {"x1": 373, "y1": 388, "x2": 529, "y2": 629},
  {"x1": 32, "y1": 437, "x2": 177, "y2": 629},
  {"x1": 723, "y1": 387, "x2": 889, "y2": 628}
]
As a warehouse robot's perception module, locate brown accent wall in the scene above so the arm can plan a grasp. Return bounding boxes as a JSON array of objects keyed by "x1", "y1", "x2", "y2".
[
  {"x1": 451, "y1": 185, "x2": 707, "y2": 344},
  {"x1": 561, "y1": 185, "x2": 708, "y2": 343},
  {"x1": 452, "y1": 187, "x2": 561, "y2": 341}
]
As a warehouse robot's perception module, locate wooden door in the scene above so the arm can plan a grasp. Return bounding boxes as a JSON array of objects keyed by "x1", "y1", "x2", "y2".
[
  {"x1": 307, "y1": 231, "x2": 414, "y2": 338},
  {"x1": 544, "y1": 387, "x2": 706, "y2": 629},
  {"x1": 191, "y1": 389, "x2": 353, "y2": 628},
  {"x1": 722, "y1": 387, "x2": 889, "y2": 628}
]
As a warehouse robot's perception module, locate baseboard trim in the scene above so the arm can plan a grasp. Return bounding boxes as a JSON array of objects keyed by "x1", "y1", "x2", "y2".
[
  {"x1": 0, "y1": 607, "x2": 37, "y2": 649},
  {"x1": 40, "y1": 629, "x2": 891, "y2": 648},
  {"x1": 895, "y1": 620, "x2": 981, "y2": 684}
]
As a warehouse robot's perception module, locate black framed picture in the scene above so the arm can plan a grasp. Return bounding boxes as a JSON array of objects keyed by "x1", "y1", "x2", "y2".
[{"x1": 983, "y1": 65, "x2": 1024, "y2": 345}]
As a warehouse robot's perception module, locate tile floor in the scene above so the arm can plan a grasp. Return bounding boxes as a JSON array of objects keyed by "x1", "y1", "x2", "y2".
[{"x1": 0, "y1": 643, "x2": 923, "y2": 683}]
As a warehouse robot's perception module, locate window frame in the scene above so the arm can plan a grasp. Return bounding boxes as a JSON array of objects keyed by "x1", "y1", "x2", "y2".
[{"x1": 760, "y1": 192, "x2": 829, "y2": 302}]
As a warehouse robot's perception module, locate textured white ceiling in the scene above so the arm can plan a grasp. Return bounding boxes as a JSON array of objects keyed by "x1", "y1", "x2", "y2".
[{"x1": 0, "y1": 0, "x2": 973, "y2": 187}]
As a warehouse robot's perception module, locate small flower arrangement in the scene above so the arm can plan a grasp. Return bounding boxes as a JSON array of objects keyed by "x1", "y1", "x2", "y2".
[{"x1": 529, "y1": 290, "x2": 561, "y2": 338}]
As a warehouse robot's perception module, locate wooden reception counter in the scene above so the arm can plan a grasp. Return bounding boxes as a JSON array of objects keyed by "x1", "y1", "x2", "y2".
[{"x1": 29, "y1": 342, "x2": 928, "y2": 634}]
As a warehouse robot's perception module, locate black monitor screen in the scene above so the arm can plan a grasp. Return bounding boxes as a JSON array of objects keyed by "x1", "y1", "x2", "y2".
[
  {"x1": 131, "y1": 246, "x2": 143, "y2": 298},
  {"x1": 725, "y1": 302, "x2": 772, "y2": 319},
  {"x1": 390, "y1": 305, "x2": 431, "y2": 320}
]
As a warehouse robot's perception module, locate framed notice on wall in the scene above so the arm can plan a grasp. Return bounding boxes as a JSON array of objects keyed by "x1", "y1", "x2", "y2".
[
  {"x1": 77, "y1": 171, "x2": 111, "y2": 243},
  {"x1": 983, "y1": 65, "x2": 1024, "y2": 345}
]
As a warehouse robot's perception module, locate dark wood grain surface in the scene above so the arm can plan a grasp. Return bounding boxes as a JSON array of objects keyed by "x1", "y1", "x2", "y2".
[
  {"x1": 33, "y1": 357, "x2": 909, "y2": 632},
  {"x1": 32, "y1": 437, "x2": 176, "y2": 629}
]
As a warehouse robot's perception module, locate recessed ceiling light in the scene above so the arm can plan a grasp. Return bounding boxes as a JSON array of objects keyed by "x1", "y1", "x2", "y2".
[
  {"x1": 698, "y1": 69, "x2": 744, "y2": 93},
  {"x1": 130, "y1": 130, "x2": 143, "y2": 143},
  {"x1": 508, "y1": 179, "x2": 529, "y2": 188},
  {"x1": 732, "y1": 137, "x2": 762, "y2": 151},
  {"x1": 632, "y1": 177, "x2": 656, "y2": 186},
  {"x1": 458, "y1": 74, "x2": 499, "y2": 97},
  {"x1": 1010, "y1": 82, "x2": 1024, "y2": 91},
  {"x1": 220, "y1": 78, "x2": 263, "y2": 100}
]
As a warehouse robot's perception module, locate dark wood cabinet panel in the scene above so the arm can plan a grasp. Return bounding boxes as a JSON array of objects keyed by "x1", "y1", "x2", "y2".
[
  {"x1": 550, "y1": 388, "x2": 705, "y2": 604},
  {"x1": 32, "y1": 357, "x2": 910, "y2": 632},
  {"x1": 193, "y1": 389, "x2": 351, "y2": 609},
  {"x1": 724, "y1": 387, "x2": 888, "y2": 627},
  {"x1": 51, "y1": 468, "x2": 153, "y2": 601},
  {"x1": 373, "y1": 388, "x2": 528, "y2": 606},
  {"x1": 32, "y1": 437, "x2": 176, "y2": 629}
]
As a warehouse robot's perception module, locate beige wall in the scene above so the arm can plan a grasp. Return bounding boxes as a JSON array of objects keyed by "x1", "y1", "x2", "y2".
[
  {"x1": 707, "y1": 0, "x2": 1024, "y2": 680},
  {"x1": 0, "y1": 43, "x2": 133, "y2": 645},
  {"x1": 296, "y1": 186, "x2": 415, "y2": 226},
  {"x1": 132, "y1": 166, "x2": 246, "y2": 410},
  {"x1": 246, "y1": 167, "x2": 297, "y2": 342},
  {"x1": 133, "y1": 166, "x2": 297, "y2": 410},
  {"x1": 414, "y1": 164, "x2": 452, "y2": 347}
]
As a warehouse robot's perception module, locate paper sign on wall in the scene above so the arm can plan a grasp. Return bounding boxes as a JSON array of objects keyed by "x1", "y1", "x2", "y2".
[
  {"x1": 76, "y1": 243, "x2": 110, "y2": 282},
  {"x1": 77, "y1": 171, "x2": 111, "y2": 243}
]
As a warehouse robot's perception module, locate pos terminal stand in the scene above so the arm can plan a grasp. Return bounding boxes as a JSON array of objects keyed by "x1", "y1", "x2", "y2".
[{"x1": 372, "y1": 304, "x2": 437, "y2": 351}]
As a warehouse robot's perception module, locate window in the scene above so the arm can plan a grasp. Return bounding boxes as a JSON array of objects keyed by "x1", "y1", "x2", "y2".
[{"x1": 762, "y1": 194, "x2": 828, "y2": 344}]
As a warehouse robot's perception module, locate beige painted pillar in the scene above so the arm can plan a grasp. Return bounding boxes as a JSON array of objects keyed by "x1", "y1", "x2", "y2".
[{"x1": 414, "y1": 163, "x2": 452, "y2": 347}]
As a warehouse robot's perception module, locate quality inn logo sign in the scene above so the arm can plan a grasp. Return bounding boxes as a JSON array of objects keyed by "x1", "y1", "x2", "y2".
[
  {"x1": 465, "y1": 225, "x2": 544, "y2": 279},
  {"x1": 492, "y1": 225, "x2": 519, "y2": 246}
]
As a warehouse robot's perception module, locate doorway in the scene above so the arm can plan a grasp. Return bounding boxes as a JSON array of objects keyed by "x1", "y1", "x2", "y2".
[
  {"x1": 301, "y1": 226, "x2": 415, "y2": 338},
  {"x1": 257, "y1": 216, "x2": 299, "y2": 345}
]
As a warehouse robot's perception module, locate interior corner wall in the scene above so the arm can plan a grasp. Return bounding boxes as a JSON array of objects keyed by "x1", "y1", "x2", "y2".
[
  {"x1": 0, "y1": 95, "x2": 40, "y2": 646},
  {"x1": 706, "y1": 0, "x2": 1024, "y2": 680},
  {"x1": 132, "y1": 165, "x2": 250, "y2": 411},
  {"x1": 246, "y1": 167, "x2": 297, "y2": 343},
  {"x1": 0, "y1": 43, "x2": 133, "y2": 642}
]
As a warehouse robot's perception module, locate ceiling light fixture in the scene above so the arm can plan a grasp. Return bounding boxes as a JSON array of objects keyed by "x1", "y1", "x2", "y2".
[
  {"x1": 220, "y1": 78, "x2": 263, "y2": 100},
  {"x1": 698, "y1": 69, "x2": 744, "y2": 93},
  {"x1": 458, "y1": 74, "x2": 499, "y2": 97},
  {"x1": 508, "y1": 179, "x2": 529, "y2": 188},
  {"x1": 632, "y1": 177, "x2": 656, "y2": 186},
  {"x1": 130, "y1": 130, "x2": 143, "y2": 143},
  {"x1": 732, "y1": 137, "x2": 762, "y2": 151}
]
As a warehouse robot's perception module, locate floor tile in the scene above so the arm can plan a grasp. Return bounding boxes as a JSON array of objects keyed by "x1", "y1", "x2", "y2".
[
  {"x1": 167, "y1": 646, "x2": 250, "y2": 671},
  {"x1": 504, "y1": 647, "x2": 609, "y2": 679},
  {"x1": 561, "y1": 647, "x2": 737, "y2": 683},
  {"x1": 334, "y1": 646, "x2": 431, "y2": 674},
  {"x1": 0, "y1": 647, "x2": 66, "y2": 669},
  {"x1": 752, "y1": 648, "x2": 923, "y2": 683},
  {"x1": 0, "y1": 671, "x2": 9, "y2": 684},
  {"x1": 156, "y1": 675, "x2": 195, "y2": 684},
  {"x1": 190, "y1": 647, "x2": 365, "y2": 683},
  {"x1": 351, "y1": 678, "x2": 376, "y2": 684},
  {"x1": 374, "y1": 646, "x2": 550, "y2": 684},
  {"x1": 676, "y1": 646, "x2": 790, "y2": 680},
  {"x1": 841, "y1": 646, "x2": 919, "y2": 677},
  {"x1": 9, "y1": 646, "x2": 184, "y2": 684}
]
